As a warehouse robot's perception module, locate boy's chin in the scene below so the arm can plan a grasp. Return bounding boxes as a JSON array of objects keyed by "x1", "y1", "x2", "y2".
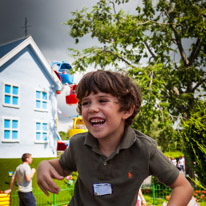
[{"x1": 89, "y1": 131, "x2": 105, "y2": 139}]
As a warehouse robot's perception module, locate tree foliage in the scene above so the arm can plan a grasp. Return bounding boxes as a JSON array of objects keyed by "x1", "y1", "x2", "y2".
[
  {"x1": 59, "y1": 131, "x2": 69, "y2": 140},
  {"x1": 129, "y1": 64, "x2": 181, "y2": 151},
  {"x1": 182, "y1": 101, "x2": 206, "y2": 188},
  {"x1": 65, "y1": 0, "x2": 206, "y2": 151}
]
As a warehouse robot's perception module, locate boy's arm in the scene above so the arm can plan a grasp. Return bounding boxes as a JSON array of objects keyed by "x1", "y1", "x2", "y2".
[
  {"x1": 37, "y1": 159, "x2": 71, "y2": 196},
  {"x1": 168, "y1": 173, "x2": 193, "y2": 206},
  {"x1": 4, "y1": 174, "x2": 16, "y2": 194}
]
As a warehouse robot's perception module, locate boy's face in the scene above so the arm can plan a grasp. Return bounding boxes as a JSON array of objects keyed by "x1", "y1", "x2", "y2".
[{"x1": 81, "y1": 91, "x2": 131, "y2": 141}]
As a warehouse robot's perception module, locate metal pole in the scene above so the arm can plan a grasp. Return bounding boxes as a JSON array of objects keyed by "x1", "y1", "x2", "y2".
[
  {"x1": 53, "y1": 193, "x2": 56, "y2": 206},
  {"x1": 152, "y1": 183, "x2": 156, "y2": 205}
]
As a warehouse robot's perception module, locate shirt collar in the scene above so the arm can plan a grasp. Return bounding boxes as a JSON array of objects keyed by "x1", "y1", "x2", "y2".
[
  {"x1": 84, "y1": 126, "x2": 137, "y2": 152},
  {"x1": 119, "y1": 126, "x2": 137, "y2": 149}
]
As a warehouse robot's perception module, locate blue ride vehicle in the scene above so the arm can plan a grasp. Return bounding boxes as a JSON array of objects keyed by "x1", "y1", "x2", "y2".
[{"x1": 51, "y1": 61, "x2": 74, "y2": 84}]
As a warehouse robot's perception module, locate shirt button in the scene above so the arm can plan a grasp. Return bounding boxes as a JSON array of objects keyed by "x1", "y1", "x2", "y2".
[{"x1": 104, "y1": 162, "x2": 107, "y2": 166}]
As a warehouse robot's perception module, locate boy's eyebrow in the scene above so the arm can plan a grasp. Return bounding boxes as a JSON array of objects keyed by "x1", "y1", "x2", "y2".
[
  {"x1": 82, "y1": 93, "x2": 111, "y2": 100},
  {"x1": 97, "y1": 94, "x2": 111, "y2": 98}
]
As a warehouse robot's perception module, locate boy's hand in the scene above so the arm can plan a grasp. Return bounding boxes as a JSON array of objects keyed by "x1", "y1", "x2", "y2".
[{"x1": 37, "y1": 160, "x2": 64, "y2": 196}]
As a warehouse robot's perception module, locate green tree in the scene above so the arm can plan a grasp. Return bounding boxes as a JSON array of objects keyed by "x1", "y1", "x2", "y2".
[
  {"x1": 59, "y1": 131, "x2": 69, "y2": 140},
  {"x1": 182, "y1": 101, "x2": 206, "y2": 188},
  {"x1": 65, "y1": 0, "x2": 206, "y2": 151}
]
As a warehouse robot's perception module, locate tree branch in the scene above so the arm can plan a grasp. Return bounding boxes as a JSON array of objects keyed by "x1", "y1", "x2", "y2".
[
  {"x1": 188, "y1": 38, "x2": 202, "y2": 66},
  {"x1": 109, "y1": 0, "x2": 116, "y2": 14},
  {"x1": 102, "y1": 49, "x2": 134, "y2": 66},
  {"x1": 171, "y1": 24, "x2": 189, "y2": 66},
  {"x1": 192, "y1": 78, "x2": 206, "y2": 92},
  {"x1": 144, "y1": 41, "x2": 157, "y2": 61}
]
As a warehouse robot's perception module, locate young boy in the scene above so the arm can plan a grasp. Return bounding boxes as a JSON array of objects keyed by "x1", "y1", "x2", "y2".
[{"x1": 37, "y1": 70, "x2": 193, "y2": 206}]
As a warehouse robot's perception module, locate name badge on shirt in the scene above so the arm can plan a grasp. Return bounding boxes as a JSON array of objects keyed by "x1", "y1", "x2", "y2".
[{"x1": 93, "y1": 183, "x2": 112, "y2": 196}]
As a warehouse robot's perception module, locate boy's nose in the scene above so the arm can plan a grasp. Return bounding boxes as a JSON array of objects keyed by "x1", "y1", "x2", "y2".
[{"x1": 88, "y1": 103, "x2": 99, "y2": 112}]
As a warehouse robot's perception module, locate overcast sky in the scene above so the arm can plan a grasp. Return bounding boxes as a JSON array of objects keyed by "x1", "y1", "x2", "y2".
[
  {"x1": 0, "y1": 0, "x2": 137, "y2": 62},
  {"x1": 0, "y1": 0, "x2": 137, "y2": 132},
  {"x1": 0, "y1": 0, "x2": 102, "y2": 63}
]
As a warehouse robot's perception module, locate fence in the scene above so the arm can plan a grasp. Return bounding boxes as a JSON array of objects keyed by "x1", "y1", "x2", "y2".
[
  {"x1": 141, "y1": 184, "x2": 206, "y2": 206},
  {"x1": 10, "y1": 184, "x2": 206, "y2": 206},
  {"x1": 11, "y1": 186, "x2": 74, "y2": 206}
]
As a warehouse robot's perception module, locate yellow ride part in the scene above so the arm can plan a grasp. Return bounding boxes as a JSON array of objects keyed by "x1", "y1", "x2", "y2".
[
  {"x1": 0, "y1": 194, "x2": 10, "y2": 206},
  {"x1": 68, "y1": 117, "x2": 87, "y2": 138}
]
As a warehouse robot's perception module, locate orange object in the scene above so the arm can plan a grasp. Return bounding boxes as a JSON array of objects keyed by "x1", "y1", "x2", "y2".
[
  {"x1": 166, "y1": 195, "x2": 171, "y2": 201},
  {"x1": 128, "y1": 171, "x2": 132, "y2": 179}
]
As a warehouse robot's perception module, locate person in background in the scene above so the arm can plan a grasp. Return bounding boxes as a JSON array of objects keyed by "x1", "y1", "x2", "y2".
[
  {"x1": 136, "y1": 188, "x2": 147, "y2": 206},
  {"x1": 178, "y1": 156, "x2": 185, "y2": 175},
  {"x1": 4, "y1": 153, "x2": 36, "y2": 206},
  {"x1": 37, "y1": 70, "x2": 193, "y2": 206},
  {"x1": 171, "y1": 157, "x2": 177, "y2": 167}
]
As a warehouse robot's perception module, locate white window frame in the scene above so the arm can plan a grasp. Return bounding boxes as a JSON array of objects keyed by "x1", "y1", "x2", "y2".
[
  {"x1": 34, "y1": 90, "x2": 48, "y2": 112},
  {"x1": 2, "y1": 83, "x2": 20, "y2": 108},
  {"x1": 34, "y1": 120, "x2": 48, "y2": 143},
  {"x1": 2, "y1": 117, "x2": 20, "y2": 142}
]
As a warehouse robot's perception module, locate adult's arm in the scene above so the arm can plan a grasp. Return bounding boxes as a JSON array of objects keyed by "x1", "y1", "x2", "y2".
[
  {"x1": 25, "y1": 168, "x2": 36, "y2": 182},
  {"x1": 4, "y1": 174, "x2": 16, "y2": 194}
]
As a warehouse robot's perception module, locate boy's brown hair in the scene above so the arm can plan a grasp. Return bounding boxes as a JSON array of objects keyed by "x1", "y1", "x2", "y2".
[{"x1": 76, "y1": 70, "x2": 142, "y2": 126}]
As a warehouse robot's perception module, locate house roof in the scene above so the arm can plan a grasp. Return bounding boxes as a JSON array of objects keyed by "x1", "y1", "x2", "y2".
[
  {"x1": 0, "y1": 37, "x2": 27, "y2": 58},
  {"x1": 0, "y1": 36, "x2": 63, "y2": 91}
]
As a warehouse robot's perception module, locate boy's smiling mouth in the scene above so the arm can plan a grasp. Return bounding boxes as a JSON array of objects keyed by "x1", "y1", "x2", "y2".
[{"x1": 90, "y1": 118, "x2": 106, "y2": 126}]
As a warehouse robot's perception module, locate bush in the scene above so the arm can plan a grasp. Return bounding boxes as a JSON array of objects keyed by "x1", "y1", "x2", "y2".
[
  {"x1": 182, "y1": 101, "x2": 206, "y2": 188},
  {"x1": 194, "y1": 190, "x2": 206, "y2": 202}
]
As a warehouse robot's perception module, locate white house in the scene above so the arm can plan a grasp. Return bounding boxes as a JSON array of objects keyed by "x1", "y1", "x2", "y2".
[{"x1": 0, "y1": 36, "x2": 63, "y2": 158}]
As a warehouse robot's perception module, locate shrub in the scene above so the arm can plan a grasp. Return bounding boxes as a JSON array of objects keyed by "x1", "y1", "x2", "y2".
[{"x1": 182, "y1": 101, "x2": 206, "y2": 188}]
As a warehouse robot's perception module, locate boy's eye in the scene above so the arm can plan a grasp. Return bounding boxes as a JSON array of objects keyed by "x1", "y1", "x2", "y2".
[
  {"x1": 99, "y1": 99, "x2": 108, "y2": 103},
  {"x1": 82, "y1": 101, "x2": 90, "y2": 106}
]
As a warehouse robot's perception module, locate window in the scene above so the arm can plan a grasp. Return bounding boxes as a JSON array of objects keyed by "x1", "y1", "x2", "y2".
[
  {"x1": 35, "y1": 121, "x2": 48, "y2": 142},
  {"x1": 3, "y1": 118, "x2": 19, "y2": 142},
  {"x1": 3, "y1": 84, "x2": 20, "y2": 107},
  {"x1": 35, "y1": 91, "x2": 48, "y2": 111}
]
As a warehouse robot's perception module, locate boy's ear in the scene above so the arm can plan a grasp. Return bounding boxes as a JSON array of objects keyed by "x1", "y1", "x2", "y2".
[{"x1": 122, "y1": 105, "x2": 135, "y2": 120}]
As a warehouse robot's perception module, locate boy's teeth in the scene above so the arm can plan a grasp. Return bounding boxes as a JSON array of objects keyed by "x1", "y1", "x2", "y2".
[
  {"x1": 90, "y1": 119, "x2": 105, "y2": 125},
  {"x1": 91, "y1": 119, "x2": 104, "y2": 123}
]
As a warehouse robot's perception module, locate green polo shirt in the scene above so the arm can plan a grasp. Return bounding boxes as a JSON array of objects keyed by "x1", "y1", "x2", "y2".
[{"x1": 60, "y1": 126, "x2": 179, "y2": 206}]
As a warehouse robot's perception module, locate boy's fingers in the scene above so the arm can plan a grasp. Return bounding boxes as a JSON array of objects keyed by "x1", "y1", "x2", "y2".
[
  {"x1": 50, "y1": 170, "x2": 64, "y2": 180},
  {"x1": 46, "y1": 178, "x2": 60, "y2": 194},
  {"x1": 38, "y1": 178, "x2": 60, "y2": 196},
  {"x1": 37, "y1": 160, "x2": 65, "y2": 195},
  {"x1": 38, "y1": 184, "x2": 49, "y2": 196}
]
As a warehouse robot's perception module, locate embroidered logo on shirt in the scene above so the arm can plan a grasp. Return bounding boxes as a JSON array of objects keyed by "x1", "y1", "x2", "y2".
[{"x1": 128, "y1": 171, "x2": 132, "y2": 179}]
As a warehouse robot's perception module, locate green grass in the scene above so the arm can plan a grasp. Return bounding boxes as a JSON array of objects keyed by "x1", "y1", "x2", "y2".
[{"x1": 164, "y1": 151, "x2": 184, "y2": 159}]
